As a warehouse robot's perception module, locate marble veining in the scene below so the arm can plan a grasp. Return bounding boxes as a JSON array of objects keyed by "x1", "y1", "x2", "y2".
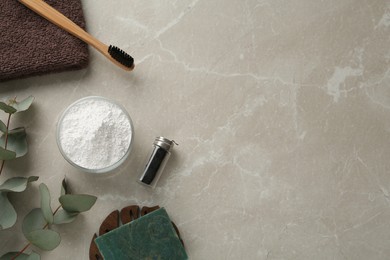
[{"x1": 0, "y1": 0, "x2": 390, "y2": 259}]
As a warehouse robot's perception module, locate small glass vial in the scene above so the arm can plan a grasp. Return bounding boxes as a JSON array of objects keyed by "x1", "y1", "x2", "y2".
[{"x1": 138, "y1": 137, "x2": 176, "y2": 188}]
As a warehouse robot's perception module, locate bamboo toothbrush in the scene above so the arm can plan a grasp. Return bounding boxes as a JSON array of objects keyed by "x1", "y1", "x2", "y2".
[{"x1": 18, "y1": 0, "x2": 135, "y2": 71}]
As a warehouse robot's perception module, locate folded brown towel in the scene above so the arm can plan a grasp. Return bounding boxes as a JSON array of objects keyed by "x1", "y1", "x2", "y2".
[{"x1": 0, "y1": 0, "x2": 89, "y2": 82}]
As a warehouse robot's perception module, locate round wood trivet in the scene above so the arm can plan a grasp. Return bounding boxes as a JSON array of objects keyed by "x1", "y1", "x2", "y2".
[{"x1": 89, "y1": 205, "x2": 183, "y2": 260}]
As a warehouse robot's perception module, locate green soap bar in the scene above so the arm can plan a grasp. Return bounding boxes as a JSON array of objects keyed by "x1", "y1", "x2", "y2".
[{"x1": 95, "y1": 208, "x2": 188, "y2": 260}]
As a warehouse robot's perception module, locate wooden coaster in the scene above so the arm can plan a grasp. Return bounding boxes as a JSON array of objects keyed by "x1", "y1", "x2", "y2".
[{"x1": 89, "y1": 205, "x2": 183, "y2": 260}]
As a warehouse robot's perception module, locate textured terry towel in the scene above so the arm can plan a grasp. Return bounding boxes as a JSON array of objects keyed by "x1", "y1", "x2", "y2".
[{"x1": 0, "y1": 0, "x2": 89, "y2": 81}]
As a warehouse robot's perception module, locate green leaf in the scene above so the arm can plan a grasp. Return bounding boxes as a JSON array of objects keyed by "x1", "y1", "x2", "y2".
[
  {"x1": 0, "y1": 192, "x2": 17, "y2": 230},
  {"x1": 0, "y1": 147, "x2": 16, "y2": 160},
  {"x1": 0, "y1": 102, "x2": 17, "y2": 114},
  {"x1": 26, "y1": 229, "x2": 61, "y2": 251},
  {"x1": 0, "y1": 251, "x2": 40, "y2": 260},
  {"x1": 59, "y1": 194, "x2": 97, "y2": 213},
  {"x1": 53, "y1": 210, "x2": 78, "y2": 225},
  {"x1": 39, "y1": 184, "x2": 53, "y2": 224},
  {"x1": 22, "y1": 208, "x2": 46, "y2": 237},
  {"x1": 0, "y1": 127, "x2": 28, "y2": 158},
  {"x1": 27, "y1": 252, "x2": 40, "y2": 260},
  {"x1": 7, "y1": 127, "x2": 26, "y2": 137},
  {"x1": 60, "y1": 178, "x2": 68, "y2": 196},
  {"x1": 0, "y1": 176, "x2": 39, "y2": 193},
  {"x1": 0, "y1": 120, "x2": 7, "y2": 134},
  {"x1": 11, "y1": 96, "x2": 34, "y2": 113}
]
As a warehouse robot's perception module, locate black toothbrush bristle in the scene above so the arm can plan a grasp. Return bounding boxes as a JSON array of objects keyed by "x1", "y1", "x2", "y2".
[{"x1": 108, "y1": 45, "x2": 134, "y2": 68}]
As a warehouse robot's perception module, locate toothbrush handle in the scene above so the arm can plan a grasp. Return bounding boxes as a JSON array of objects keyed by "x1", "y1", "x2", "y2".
[{"x1": 18, "y1": 0, "x2": 108, "y2": 55}]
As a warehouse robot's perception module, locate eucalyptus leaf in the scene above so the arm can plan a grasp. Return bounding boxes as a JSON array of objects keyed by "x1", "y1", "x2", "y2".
[
  {"x1": 0, "y1": 102, "x2": 17, "y2": 114},
  {"x1": 0, "y1": 120, "x2": 7, "y2": 133},
  {"x1": 53, "y1": 210, "x2": 78, "y2": 225},
  {"x1": 60, "y1": 178, "x2": 68, "y2": 196},
  {"x1": 27, "y1": 252, "x2": 40, "y2": 260},
  {"x1": 7, "y1": 127, "x2": 26, "y2": 137},
  {"x1": 26, "y1": 229, "x2": 61, "y2": 251},
  {"x1": 0, "y1": 147, "x2": 16, "y2": 160},
  {"x1": 0, "y1": 176, "x2": 39, "y2": 193},
  {"x1": 11, "y1": 96, "x2": 34, "y2": 113},
  {"x1": 0, "y1": 192, "x2": 17, "y2": 230},
  {"x1": 0, "y1": 251, "x2": 40, "y2": 260},
  {"x1": 39, "y1": 184, "x2": 53, "y2": 224},
  {"x1": 22, "y1": 208, "x2": 46, "y2": 237},
  {"x1": 59, "y1": 194, "x2": 97, "y2": 213},
  {"x1": 0, "y1": 127, "x2": 27, "y2": 158},
  {"x1": 8, "y1": 126, "x2": 26, "y2": 137}
]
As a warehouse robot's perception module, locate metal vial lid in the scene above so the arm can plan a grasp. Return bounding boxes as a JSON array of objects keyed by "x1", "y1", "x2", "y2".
[{"x1": 154, "y1": 137, "x2": 176, "y2": 152}]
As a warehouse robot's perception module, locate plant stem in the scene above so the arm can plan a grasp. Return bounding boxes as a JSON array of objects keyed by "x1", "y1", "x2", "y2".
[
  {"x1": 53, "y1": 205, "x2": 61, "y2": 214},
  {"x1": 11, "y1": 242, "x2": 31, "y2": 259},
  {"x1": 42, "y1": 205, "x2": 61, "y2": 229},
  {"x1": 11, "y1": 205, "x2": 62, "y2": 260},
  {"x1": 0, "y1": 113, "x2": 12, "y2": 176}
]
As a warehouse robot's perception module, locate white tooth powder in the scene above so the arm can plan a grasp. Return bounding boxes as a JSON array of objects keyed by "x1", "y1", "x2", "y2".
[{"x1": 57, "y1": 97, "x2": 133, "y2": 172}]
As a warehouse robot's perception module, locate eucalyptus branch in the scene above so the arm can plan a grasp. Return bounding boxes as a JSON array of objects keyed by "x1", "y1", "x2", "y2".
[
  {"x1": 11, "y1": 205, "x2": 62, "y2": 260},
  {"x1": 2, "y1": 180, "x2": 97, "y2": 260},
  {"x1": 0, "y1": 96, "x2": 36, "y2": 234}
]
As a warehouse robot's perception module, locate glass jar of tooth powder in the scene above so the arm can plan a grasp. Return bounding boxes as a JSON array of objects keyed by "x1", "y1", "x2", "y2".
[{"x1": 56, "y1": 96, "x2": 134, "y2": 174}]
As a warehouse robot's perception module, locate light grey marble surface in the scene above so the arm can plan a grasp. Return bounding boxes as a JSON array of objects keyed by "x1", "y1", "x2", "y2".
[{"x1": 1, "y1": 0, "x2": 390, "y2": 259}]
